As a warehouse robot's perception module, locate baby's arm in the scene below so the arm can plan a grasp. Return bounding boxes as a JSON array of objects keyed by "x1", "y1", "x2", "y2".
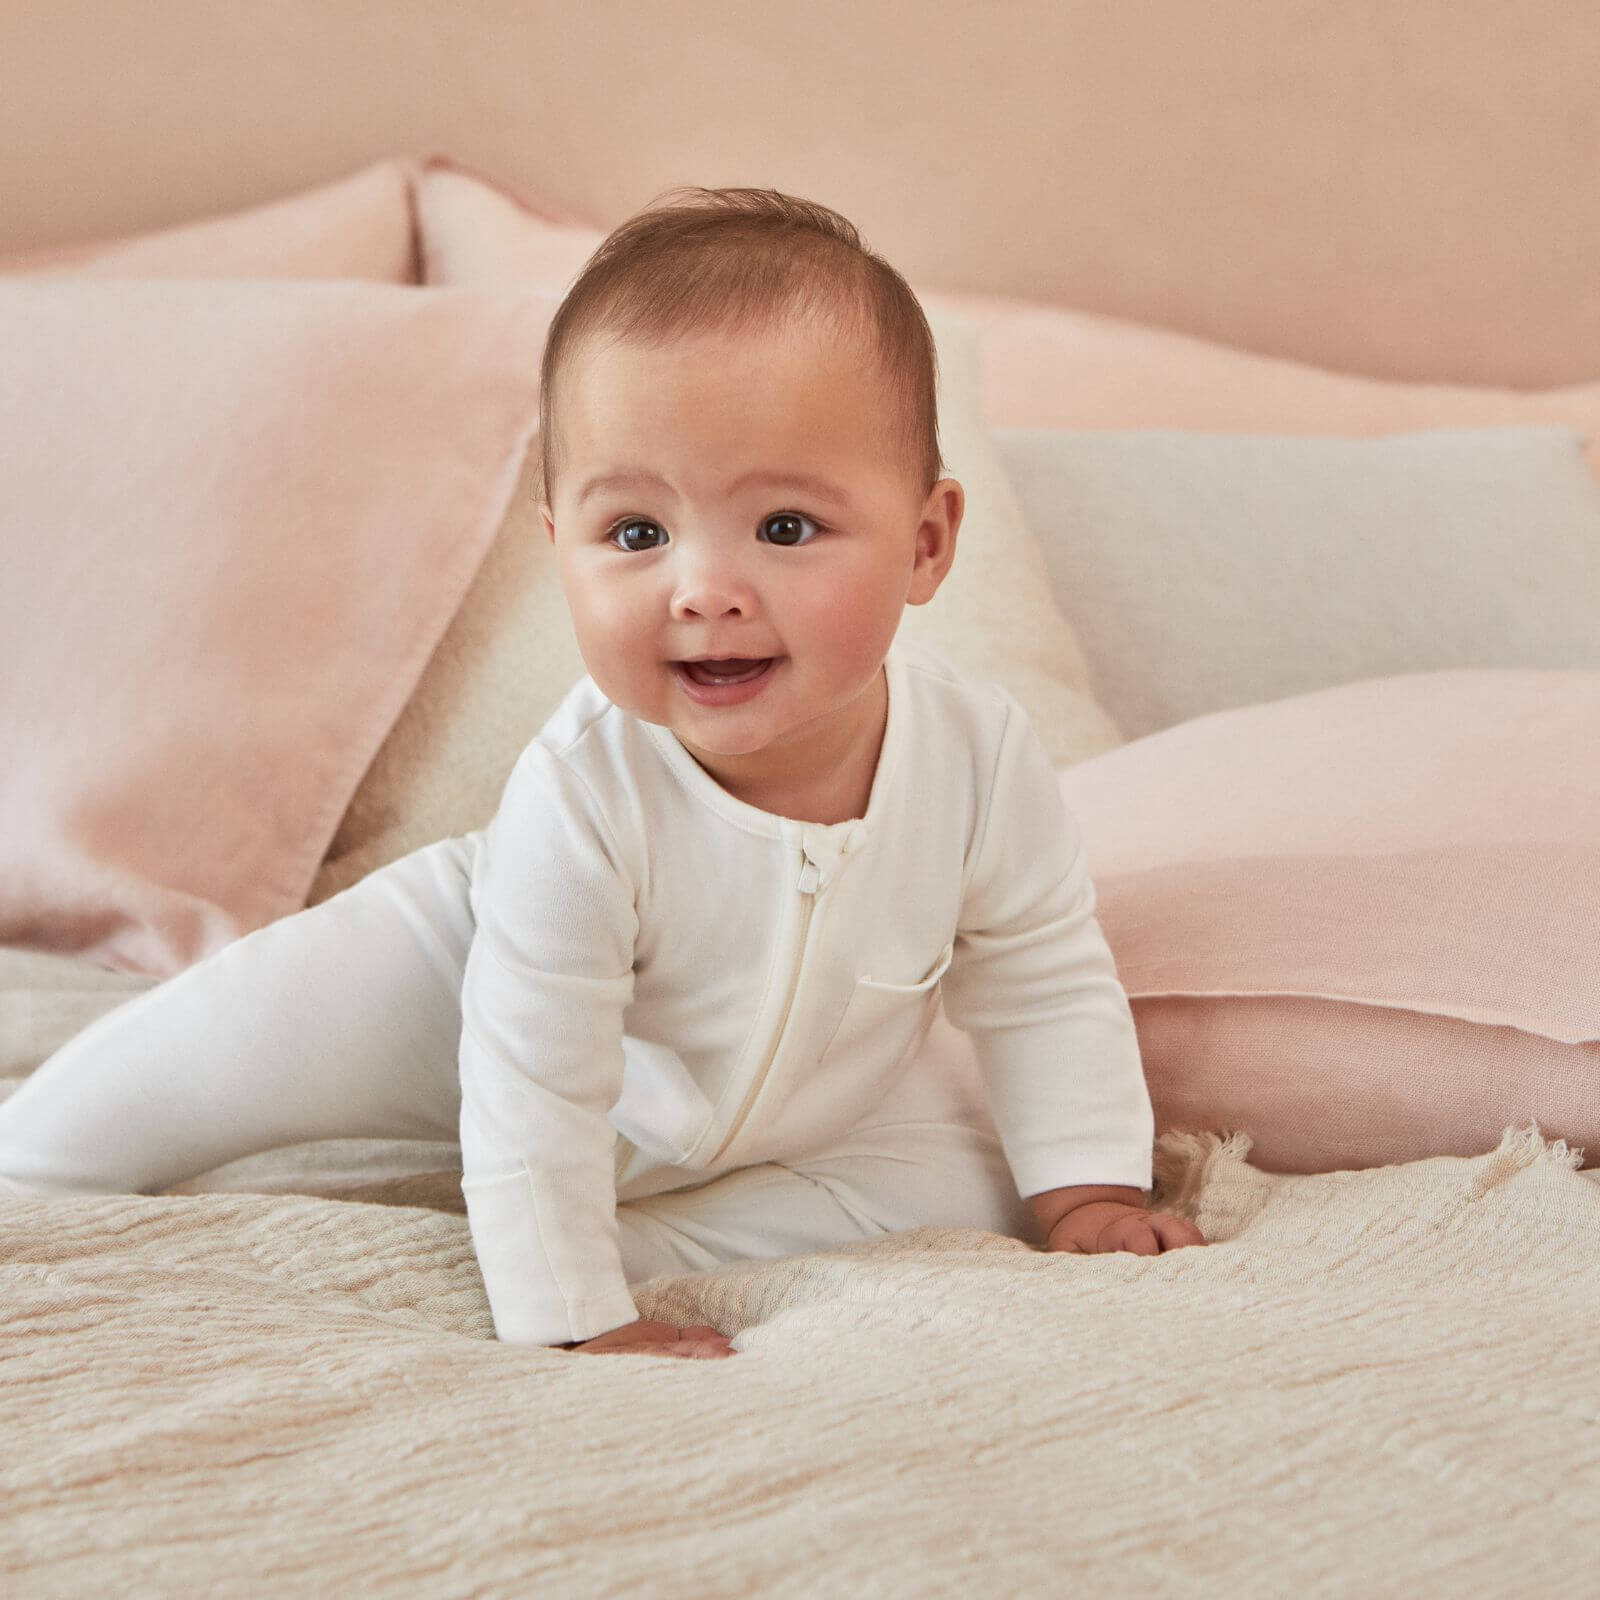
[
  {"x1": 458, "y1": 743, "x2": 646, "y2": 1349},
  {"x1": 942, "y1": 697, "x2": 1208, "y2": 1256},
  {"x1": 941, "y1": 700, "x2": 1158, "y2": 1203}
]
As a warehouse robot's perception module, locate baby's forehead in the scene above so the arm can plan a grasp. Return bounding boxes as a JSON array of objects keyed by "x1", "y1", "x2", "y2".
[
  {"x1": 556, "y1": 323, "x2": 897, "y2": 438},
  {"x1": 576, "y1": 304, "x2": 882, "y2": 369},
  {"x1": 549, "y1": 311, "x2": 920, "y2": 494}
]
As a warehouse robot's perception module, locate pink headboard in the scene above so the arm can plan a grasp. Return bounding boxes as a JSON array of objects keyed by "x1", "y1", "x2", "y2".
[{"x1": 5, "y1": 0, "x2": 1596, "y2": 387}]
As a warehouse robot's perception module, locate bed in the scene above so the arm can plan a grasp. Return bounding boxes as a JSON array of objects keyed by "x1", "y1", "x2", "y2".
[{"x1": 3, "y1": 4, "x2": 1598, "y2": 1593}]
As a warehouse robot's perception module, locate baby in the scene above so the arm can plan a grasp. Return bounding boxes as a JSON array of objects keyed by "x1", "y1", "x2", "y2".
[{"x1": 0, "y1": 187, "x2": 1205, "y2": 1359}]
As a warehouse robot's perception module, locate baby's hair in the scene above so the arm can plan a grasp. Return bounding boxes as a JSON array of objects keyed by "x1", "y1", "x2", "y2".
[{"x1": 536, "y1": 186, "x2": 942, "y2": 505}]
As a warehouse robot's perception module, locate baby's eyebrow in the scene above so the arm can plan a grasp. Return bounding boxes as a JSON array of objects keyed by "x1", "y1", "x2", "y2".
[
  {"x1": 725, "y1": 469, "x2": 853, "y2": 509},
  {"x1": 576, "y1": 468, "x2": 672, "y2": 506},
  {"x1": 574, "y1": 467, "x2": 852, "y2": 509}
]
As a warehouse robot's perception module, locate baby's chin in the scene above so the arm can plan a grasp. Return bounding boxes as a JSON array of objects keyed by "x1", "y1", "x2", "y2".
[
  {"x1": 662, "y1": 706, "x2": 789, "y2": 754},
  {"x1": 590, "y1": 682, "x2": 778, "y2": 755}
]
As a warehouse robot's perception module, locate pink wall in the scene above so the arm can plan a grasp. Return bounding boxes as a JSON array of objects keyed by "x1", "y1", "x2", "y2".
[{"x1": 3, "y1": 0, "x2": 1595, "y2": 386}]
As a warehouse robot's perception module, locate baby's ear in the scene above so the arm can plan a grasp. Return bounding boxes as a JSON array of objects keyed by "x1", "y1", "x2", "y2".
[{"x1": 906, "y1": 478, "x2": 963, "y2": 606}]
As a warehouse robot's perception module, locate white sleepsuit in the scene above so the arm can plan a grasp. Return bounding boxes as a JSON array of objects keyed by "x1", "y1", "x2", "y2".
[{"x1": 0, "y1": 641, "x2": 1154, "y2": 1346}]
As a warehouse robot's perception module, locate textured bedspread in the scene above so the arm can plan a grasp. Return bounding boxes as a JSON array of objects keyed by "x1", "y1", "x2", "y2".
[{"x1": 3, "y1": 1124, "x2": 1597, "y2": 1596}]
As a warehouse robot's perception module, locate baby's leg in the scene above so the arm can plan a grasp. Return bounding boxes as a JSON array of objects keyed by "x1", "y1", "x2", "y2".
[
  {"x1": 616, "y1": 1011, "x2": 1035, "y2": 1282},
  {"x1": 616, "y1": 1121, "x2": 1031, "y2": 1284},
  {"x1": 0, "y1": 837, "x2": 478, "y2": 1198}
]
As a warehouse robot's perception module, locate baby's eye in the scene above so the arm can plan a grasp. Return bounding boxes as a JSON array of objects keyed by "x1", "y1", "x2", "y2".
[
  {"x1": 760, "y1": 511, "x2": 821, "y2": 547},
  {"x1": 608, "y1": 518, "x2": 668, "y2": 553}
]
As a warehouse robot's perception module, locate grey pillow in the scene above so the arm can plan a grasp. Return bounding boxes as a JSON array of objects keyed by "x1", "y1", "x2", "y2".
[{"x1": 993, "y1": 425, "x2": 1600, "y2": 739}]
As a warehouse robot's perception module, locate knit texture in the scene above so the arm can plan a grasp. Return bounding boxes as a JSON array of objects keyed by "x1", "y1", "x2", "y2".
[{"x1": 3, "y1": 1124, "x2": 1596, "y2": 1594}]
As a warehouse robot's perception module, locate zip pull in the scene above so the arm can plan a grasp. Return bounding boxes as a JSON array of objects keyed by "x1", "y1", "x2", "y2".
[{"x1": 796, "y1": 821, "x2": 868, "y2": 897}]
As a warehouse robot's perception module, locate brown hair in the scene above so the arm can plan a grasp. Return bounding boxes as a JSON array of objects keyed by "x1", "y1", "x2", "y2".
[{"x1": 536, "y1": 186, "x2": 942, "y2": 505}]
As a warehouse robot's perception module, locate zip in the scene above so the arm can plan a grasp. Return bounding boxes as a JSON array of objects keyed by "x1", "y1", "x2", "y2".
[{"x1": 703, "y1": 842, "x2": 823, "y2": 1164}]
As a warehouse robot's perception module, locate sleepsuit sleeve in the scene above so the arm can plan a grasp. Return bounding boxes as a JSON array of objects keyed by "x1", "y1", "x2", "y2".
[
  {"x1": 457, "y1": 740, "x2": 641, "y2": 1347},
  {"x1": 938, "y1": 698, "x2": 1155, "y2": 1198}
]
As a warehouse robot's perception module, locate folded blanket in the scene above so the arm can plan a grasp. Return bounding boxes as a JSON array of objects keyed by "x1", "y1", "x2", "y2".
[{"x1": 2, "y1": 1125, "x2": 1595, "y2": 1593}]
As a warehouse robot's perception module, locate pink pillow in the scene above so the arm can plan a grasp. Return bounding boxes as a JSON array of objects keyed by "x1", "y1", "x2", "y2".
[
  {"x1": 414, "y1": 155, "x2": 601, "y2": 291},
  {"x1": 919, "y1": 286, "x2": 1600, "y2": 489},
  {"x1": 0, "y1": 160, "x2": 420, "y2": 283},
  {"x1": 0, "y1": 278, "x2": 547, "y2": 978},
  {"x1": 1059, "y1": 671, "x2": 1600, "y2": 1173}
]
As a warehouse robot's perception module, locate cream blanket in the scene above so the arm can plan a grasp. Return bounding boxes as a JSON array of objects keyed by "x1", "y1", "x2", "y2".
[{"x1": 3, "y1": 1125, "x2": 1596, "y2": 1595}]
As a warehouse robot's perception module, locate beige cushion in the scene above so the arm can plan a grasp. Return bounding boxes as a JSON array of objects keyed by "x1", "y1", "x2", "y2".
[
  {"x1": 1058, "y1": 669, "x2": 1600, "y2": 1173},
  {"x1": 995, "y1": 424, "x2": 1600, "y2": 737}
]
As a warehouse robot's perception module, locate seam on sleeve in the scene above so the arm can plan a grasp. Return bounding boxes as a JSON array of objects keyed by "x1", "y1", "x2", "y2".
[
  {"x1": 521, "y1": 1157, "x2": 568, "y2": 1322},
  {"x1": 562, "y1": 753, "x2": 647, "y2": 928},
  {"x1": 959, "y1": 697, "x2": 1014, "y2": 904}
]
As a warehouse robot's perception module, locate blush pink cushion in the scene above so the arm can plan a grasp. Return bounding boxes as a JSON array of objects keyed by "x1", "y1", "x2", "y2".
[
  {"x1": 920, "y1": 286, "x2": 1600, "y2": 489},
  {"x1": 0, "y1": 159, "x2": 420, "y2": 282},
  {"x1": 1058, "y1": 671, "x2": 1600, "y2": 1173},
  {"x1": 415, "y1": 155, "x2": 600, "y2": 294},
  {"x1": 0, "y1": 278, "x2": 548, "y2": 978}
]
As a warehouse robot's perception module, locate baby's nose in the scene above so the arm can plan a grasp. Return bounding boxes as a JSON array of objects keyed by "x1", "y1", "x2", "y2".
[{"x1": 670, "y1": 559, "x2": 754, "y2": 619}]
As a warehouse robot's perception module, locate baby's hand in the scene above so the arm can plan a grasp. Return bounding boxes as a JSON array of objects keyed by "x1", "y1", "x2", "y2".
[
  {"x1": 564, "y1": 1319, "x2": 736, "y2": 1359},
  {"x1": 1048, "y1": 1203, "x2": 1208, "y2": 1256}
]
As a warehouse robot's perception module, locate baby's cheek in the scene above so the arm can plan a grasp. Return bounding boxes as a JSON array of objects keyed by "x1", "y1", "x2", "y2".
[
  {"x1": 572, "y1": 590, "x2": 640, "y2": 662},
  {"x1": 811, "y1": 587, "x2": 902, "y2": 665}
]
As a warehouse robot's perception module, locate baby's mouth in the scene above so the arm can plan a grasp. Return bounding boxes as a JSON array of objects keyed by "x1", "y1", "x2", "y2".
[{"x1": 677, "y1": 657, "x2": 774, "y2": 686}]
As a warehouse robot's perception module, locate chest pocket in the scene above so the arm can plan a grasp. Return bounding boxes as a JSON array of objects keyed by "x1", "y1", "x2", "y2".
[{"x1": 819, "y1": 941, "x2": 954, "y2": 1075}]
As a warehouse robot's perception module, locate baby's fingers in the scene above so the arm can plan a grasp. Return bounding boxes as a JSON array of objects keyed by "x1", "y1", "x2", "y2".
[
  {"x1": 667, "y1": 1332, "x2": 737, "y2": 1359},
  {"x1": 1149, "y1": 1211, "x2": 1208, "y2": 1251},
  {"x1": 668, "y1": 1323, "x2": 736, "y2": 1357},
  {"x1": 567, "y1": 1318, "x2": 737, "y2": 1357}
]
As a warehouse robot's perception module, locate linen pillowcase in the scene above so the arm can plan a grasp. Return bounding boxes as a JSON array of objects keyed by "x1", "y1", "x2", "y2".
[
  {"x1": 1058, "y1": 670, "x2": 1600, "y2": 1174},
  {"x1": 0, "y1": 278, "x2": 548, "y2": 978},
  {"x1": 918, "y1": 286, "x2": 1600, "y2": 490},
  {"x1": 0, "y1": 158, "x2": 419, "y2": 282},
  {"x1": 306, "y1": 300, "x2": 1124, "y2": 903},
  {"x1": 993, "y1": 425, "x2": 1600, "y2": 738}
]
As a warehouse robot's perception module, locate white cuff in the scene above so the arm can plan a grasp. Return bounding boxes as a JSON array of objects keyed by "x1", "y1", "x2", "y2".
[
  {"x1": 462, "y1": 1168, "x2": 639, "y2": 1346},
  {"x1": 1008, "y1": 1144, "x2": 1154, "y2": 1200}
]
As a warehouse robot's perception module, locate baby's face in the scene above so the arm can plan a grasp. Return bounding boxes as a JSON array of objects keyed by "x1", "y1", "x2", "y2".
[{"x1": 541, "y1": 319, "x2": 960, "y2": 799}]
